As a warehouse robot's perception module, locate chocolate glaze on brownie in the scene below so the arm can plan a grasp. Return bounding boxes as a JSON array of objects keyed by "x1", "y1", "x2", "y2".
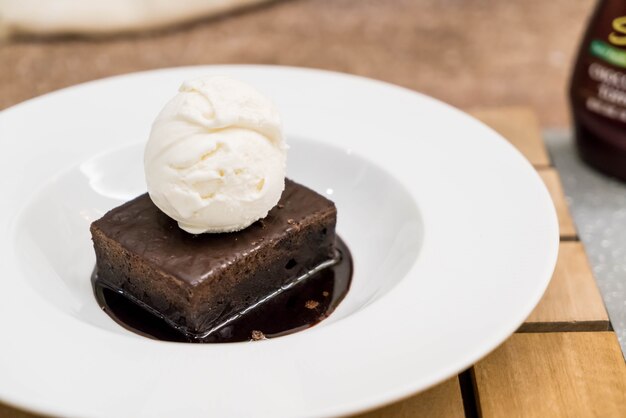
[{"x1": 90, "y1": 179, "x2": 342, "y2": 339}]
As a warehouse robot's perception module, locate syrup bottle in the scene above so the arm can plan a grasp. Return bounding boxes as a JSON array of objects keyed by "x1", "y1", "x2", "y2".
[{"x1": 570, "y1": 0, "x2": 626, "y2": 181}]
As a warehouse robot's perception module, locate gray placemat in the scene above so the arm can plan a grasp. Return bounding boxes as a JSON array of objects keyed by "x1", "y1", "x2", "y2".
[{"x1": 544, "y1": 129, "x2": 626, "y2": 355}]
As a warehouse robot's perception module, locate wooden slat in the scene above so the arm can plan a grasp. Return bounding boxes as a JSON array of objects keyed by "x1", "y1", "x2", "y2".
[
  {"x1": 353, "y1": 377, "x2": 464, "y2": 418},
  {"x1": 474, "y1": 332, "x2": 626, "y2": 418},
  {"x1": 522, "y1": 242, "x2": 609, "y2": 332},
  {"x1": 539, "y1": 168, "x2": 577, "y2": 240},
  {"x1": 468, "y1": 107, "x2": 551, "y2": 167}
]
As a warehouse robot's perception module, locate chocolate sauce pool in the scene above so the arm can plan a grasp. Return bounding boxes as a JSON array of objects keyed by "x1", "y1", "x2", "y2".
[{"x1": 93, "y1": 238, "x2": 352, "y2": 343}]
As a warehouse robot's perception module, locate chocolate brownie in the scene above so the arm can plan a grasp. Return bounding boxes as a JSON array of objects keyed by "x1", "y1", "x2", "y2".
[{"x1": 90, "y1": 179, "x2": 337, "y2": 339}]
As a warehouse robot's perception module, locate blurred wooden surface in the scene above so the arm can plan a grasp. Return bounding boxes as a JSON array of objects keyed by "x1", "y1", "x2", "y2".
[
  {"x1": 474, "y1": 332, "x2": 626, "y2": 418},
  {"x1": 0, "y1": 0, "x2": 595, "y2": 127}
]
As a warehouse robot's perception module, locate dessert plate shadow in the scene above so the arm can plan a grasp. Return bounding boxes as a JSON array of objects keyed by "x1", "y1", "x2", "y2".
[{"x1": 0, "y1": 65, "x2": 558, "y2": 418}]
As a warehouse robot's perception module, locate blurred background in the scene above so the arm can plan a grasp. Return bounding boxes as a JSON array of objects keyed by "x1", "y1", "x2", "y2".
[{"x1": 0, "y1": 0, "x2": 595, "y2": 128}]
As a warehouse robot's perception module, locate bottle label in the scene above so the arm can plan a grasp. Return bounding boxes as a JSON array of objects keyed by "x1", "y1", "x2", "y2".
[
  {"x1": 578, "y1": 13, "x2": 626, "y2": 123},
  {"x1": 585, "y1": 62, "x2": 626, "y2": 122},
  {"x1": 590, "y1": 39, "x2": 626, "y2": 67},
  {"x1": 589, "y1": 15, "x2": 626, "y2": 68}
]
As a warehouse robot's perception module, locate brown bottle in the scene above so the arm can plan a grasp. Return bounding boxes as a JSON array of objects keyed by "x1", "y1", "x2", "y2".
[{"x1": 570, "y1": 0, "x2": 626, "y2": 181}]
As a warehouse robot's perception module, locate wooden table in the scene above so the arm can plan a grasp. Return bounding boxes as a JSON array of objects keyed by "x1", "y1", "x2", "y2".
[{"x1": 0, "y1": 103, "x2": 624, "y2": 417}]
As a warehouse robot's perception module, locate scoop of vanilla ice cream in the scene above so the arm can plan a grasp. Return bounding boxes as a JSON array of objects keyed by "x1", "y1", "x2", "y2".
[{"x1": 144, "y1": 75, "x2": 286, "y2": 234}]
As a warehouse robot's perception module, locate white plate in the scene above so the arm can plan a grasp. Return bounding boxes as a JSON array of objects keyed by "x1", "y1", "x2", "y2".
[{"x1": 0, "y1": 66, "x2": 558, "y2": 418}]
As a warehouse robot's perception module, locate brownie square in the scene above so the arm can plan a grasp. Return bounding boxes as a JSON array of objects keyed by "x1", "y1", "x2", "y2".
[{"x1": 90, "y1": 179, "x2": 337, "y2": 338}]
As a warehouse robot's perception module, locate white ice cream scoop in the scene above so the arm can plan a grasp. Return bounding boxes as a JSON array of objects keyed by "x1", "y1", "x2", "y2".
[{"x1": 144, "y1": 75, "x2": 286, "y2": 234}]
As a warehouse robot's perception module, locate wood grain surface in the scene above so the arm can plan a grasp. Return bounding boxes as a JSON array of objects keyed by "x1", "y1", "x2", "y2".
[
  {"x1": 523, "y1": 242, "x2": 609, "y2": 331},
  {"x1": 539, "y1": 168, "x2": 578, "y2": 239},
  {"x1": 474, "y1": 332, "x2": 626, "y2": 418},
  {"x1": 353, "y1": 378, "x2": 464, "y2": 418},
  {"x1": 0, "y1": 0, "x2": 595, "y2": 127}
]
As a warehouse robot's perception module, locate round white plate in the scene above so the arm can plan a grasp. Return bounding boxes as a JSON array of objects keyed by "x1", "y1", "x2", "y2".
[{"x1": 0, "y1": 66, "x2": 558, "y2": 418}]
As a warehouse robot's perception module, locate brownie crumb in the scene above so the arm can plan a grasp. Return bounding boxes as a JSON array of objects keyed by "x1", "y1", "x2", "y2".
[
  {"x1": 251, "y1": 330, "x2": 266, "y2": 341},
  {"x1": 305, "y1": 300, "x2": 320, "y2": 309},
  {"x1": 322, "y1": 291, "x2": 330, "y2": 297},
  {"x1": 287, "y1": 219, "x2": 295, "y2": 225}
]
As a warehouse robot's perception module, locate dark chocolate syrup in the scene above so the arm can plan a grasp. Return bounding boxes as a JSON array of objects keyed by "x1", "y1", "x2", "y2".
[{"x1": 93, "y1": 238, "x2": 352, "y2": 343}]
